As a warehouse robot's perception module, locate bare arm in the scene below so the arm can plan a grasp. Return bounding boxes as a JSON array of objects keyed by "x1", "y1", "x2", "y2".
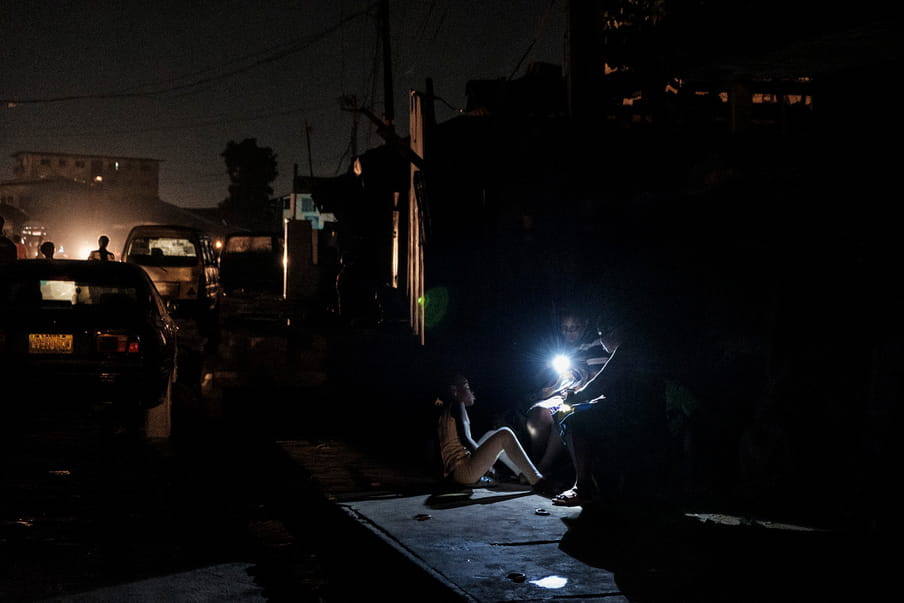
[
  {"x1": 453, "y1": 402, "x2": 479, "y2": 452},
  {"x1": 571, "y1": 339, "x2": 623, "y2": 403}
]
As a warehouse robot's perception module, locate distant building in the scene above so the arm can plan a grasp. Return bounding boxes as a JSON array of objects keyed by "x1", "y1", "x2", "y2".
[
  {"x1": 0, "y1": 151, "x2": 227, "y2": 259},
  {"x1": 6, "y1": 151, "x2": 160, "y2": 199},
  {"x1": 280, "y1": 191, "x2": 337, "y2": 230}
]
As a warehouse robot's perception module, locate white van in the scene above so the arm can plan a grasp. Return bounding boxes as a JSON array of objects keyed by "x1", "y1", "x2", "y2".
[{"x1": 122, "y1": 224, "x2": 221, "y2": 332}]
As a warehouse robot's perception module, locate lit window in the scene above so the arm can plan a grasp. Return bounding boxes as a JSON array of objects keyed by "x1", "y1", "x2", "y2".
[{"x1": 752, "y1": 93, "x2": 779, "y2": 104}]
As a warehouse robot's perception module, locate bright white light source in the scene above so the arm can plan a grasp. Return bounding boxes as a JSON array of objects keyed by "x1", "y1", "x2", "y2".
[{"x1": 551, "y1": 354, "x2": 571, "y2": 376}]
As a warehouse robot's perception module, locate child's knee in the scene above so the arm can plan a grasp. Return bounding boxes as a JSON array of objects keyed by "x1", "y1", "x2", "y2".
[
  {"x1": 527, "y1": 408, "x2": 552, "y2": 428},
  {"x1": 497, "y1": 426, "x2": 515, "y2": 439}
]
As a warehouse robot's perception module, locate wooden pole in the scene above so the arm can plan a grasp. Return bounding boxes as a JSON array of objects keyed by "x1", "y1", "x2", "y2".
[{"x1": 380, "y1": 0, "x2": 395, "y2": 133}]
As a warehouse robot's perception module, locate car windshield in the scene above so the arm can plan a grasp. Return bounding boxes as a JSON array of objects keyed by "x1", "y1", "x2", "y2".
[
  {"x1": 1, "y1": 278, "x2": 142, "y2": 309},
  {"x1": 126, "y1": 236, "x2": 199, "y2": 267}
]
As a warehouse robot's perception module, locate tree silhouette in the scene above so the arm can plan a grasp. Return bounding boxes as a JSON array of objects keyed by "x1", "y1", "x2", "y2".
[{"x1": 219, "y1": 138, "x2": 278, "y2": 230}]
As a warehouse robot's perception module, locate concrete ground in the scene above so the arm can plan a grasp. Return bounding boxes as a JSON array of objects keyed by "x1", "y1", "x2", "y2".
[
  {"x1": 212, "y1": 305, "x2": 895, "y2": 602},
  {"x1": 274, "y1": 435, "x2": 893, "y2": 602}
]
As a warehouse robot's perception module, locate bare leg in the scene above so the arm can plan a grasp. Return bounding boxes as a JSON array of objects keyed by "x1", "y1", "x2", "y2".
[
  {"x1": 453, "y1": 427, "x2": 543, "y2": 485},
  {"x1": 526, "y1": 406, "x2": 565, "y2": 473},
  {"x1": 538, "y1": 422, "x2": 566, "y2": 475},
  {"x1": 565, "y1": 429, "x2": 592, "y2": 492},
  {"x1": 551, "y1": 429, "x2": 590, "y2": 505},
  {"x1": 525, "y1": 406, "x2": 550, "y2": 461},
  {"x1": 476, "y1": 430, "x2": 518, "y2": 477}
]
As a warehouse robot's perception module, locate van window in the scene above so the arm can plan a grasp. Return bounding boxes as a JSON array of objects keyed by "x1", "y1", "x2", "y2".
[
  {"x1": 224, "y1": 235, "x2": 275, "y2": 254},
  {"x1": 126, "y1": 236, "x2": 199, "y2": 268}
]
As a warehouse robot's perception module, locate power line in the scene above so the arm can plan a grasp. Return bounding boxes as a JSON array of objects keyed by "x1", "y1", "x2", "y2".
[
  {"x1": 1, "y1": 3, "x2": 378, "y2": 106},
  {"x1": 509, "y1": 0, "x2": 559, "y2": 80}
]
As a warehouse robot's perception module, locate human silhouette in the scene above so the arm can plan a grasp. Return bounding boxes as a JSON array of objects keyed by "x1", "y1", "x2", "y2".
[
  {"x1": 12, "y1": 234, "x2": 27, "y2": 259},
  {"x1": 0, "y1": 216, "x2": 17, "y2": 263},
  {"x1": 336, "y1": 251, "x2": 372, "y2": 326},
  {"x1": 40, "y1": 241, "x2": 56, "y2": 259},
  {"x1": 436, "y1": 372, "x2": 552, "y2": 493},
  {"x1": 88, "y1": 235, "x2": 116, "y2": 261},
  {"x1": 522, "y1": 306, "x2": 611, "y2": 485}
]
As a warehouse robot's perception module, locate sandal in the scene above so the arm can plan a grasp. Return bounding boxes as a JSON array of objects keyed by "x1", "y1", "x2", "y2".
[{"x1": 551, "y1": 487, "x2": 583, "y2": 506}]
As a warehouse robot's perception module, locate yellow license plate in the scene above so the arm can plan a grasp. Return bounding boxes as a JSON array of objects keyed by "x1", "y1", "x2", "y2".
[{"x1": 28, "y1": 333, "x2": 74, "y2": 354}]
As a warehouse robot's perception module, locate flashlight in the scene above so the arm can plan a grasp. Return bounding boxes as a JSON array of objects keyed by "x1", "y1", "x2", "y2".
[{"x1": 551, "y1": 354, "x2": 571, "y2": 377}]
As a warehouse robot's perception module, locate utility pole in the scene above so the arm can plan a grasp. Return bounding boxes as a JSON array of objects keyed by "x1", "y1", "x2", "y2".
[
  {"x1": 305, "y1": 120, "x2": 315, "y2": 179},
  {"x1": 380, "y1": 0, "x2": 395, "y2": 133},
  {"x1": 350, "y1": 95, "x2": 359, "y2": 158},
  {"x1": 339, "y1": 94, "x2": 361, "y2": 159}
]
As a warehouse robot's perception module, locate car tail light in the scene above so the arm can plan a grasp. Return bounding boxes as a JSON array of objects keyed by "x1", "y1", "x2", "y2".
[{"x1": 96, "y1": 332, "x2": 140, "y2": 354}]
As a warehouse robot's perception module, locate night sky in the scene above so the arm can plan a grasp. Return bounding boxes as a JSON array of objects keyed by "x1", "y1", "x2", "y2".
[{"x1": 1, "y1": 0, "x2": 566, "y2": 208}]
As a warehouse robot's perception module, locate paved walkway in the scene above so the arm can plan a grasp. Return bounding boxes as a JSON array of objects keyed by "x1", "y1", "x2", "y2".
[
  {"x1": 213, "y1": 313, "x2": 892, "y2": 601},
  {"x1": 278, "y1": 439, "x2": 625, "y2": 602},
  {"x1": 274, "y1": 435, "x2": 895, "y2": 602}
]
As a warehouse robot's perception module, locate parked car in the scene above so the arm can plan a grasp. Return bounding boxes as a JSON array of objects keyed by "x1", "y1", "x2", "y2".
[
  {"x1": 122, "y1": 224, "x2": 221, "y2": 334},
  {"x1": 219, "y1": 231, "x2": 284, "y2": 295},
  {"x1": 0, "y1": 259, "x2": 178, "y2": 438}
]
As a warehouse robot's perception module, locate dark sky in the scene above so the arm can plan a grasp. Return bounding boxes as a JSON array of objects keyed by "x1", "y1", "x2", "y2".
[{"x1": 1, "y1": 0, "x2": 567, "y2": 208}]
